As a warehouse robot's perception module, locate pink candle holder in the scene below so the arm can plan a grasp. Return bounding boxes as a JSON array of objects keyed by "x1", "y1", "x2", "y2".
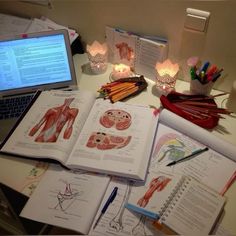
[
  {"x1": 86, "y1": 41, "x2": 108, "y2": 74},
  {"x1": 155, "y1": 59, "x2": 179, "y2": 96}
]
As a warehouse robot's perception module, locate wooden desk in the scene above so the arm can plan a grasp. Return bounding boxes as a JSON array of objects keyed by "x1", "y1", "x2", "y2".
[{"x1": 0, "y1": 53, "x2": 235, "y2": 234}]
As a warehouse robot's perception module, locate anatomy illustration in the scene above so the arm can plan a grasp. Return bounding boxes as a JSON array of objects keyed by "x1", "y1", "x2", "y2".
[
  {"x1": 109, "y1": 182, "x2": 131, "y2": 232},
  {"x1": 137, "y1": 176, "x2": 171, "y2": 207},
  {"x1": 29, "y1": 98, "x2": 78, "y2": 142},
  {"x1": 54, "y1": 182, "x2": 81, "y2": 212},
  {"x1": 86, "y1": 132, "x2": 131, "y2": 150},
  {"x1": 100, "y1": 109, "x2": 132, "y2": 130},
  {"x1": 151, "y1": 133, "x2": 190, "y2": 168},
  {"x1": 132, "y1": 216, "x2": 148, "y2": 236},
  {"x1": 116, "y1": 42, "x2": 134, "y2": 61}
]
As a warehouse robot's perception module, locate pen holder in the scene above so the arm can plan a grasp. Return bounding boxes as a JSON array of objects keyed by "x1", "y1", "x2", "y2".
[{"x1": 190, "y1": 79, "x2": 214, "y2": 96}]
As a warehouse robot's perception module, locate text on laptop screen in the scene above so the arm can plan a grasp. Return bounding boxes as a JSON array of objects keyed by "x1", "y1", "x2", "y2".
[{"x1": 0, "y1": 33, "x2": 72, "y2": 92}]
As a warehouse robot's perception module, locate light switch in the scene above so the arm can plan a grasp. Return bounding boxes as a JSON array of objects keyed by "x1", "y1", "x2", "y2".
[{"x1": 185, "y1": 8, "x2": 210, "y2": 32}]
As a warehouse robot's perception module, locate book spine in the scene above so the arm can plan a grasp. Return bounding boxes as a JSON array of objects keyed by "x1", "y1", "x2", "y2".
[{"x1": 159, "y1": 176, "x2": 189, "y2": 223}]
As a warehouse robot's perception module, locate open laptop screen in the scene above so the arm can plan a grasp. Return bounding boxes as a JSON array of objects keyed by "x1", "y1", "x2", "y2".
[{"x1": 0, "y1": 30, "x2": 77, "y2": 96}]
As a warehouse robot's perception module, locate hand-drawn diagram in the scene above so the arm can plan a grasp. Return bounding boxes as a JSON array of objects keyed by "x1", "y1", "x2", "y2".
[
  {"x1": 132, "y1": 215, "x2": 148, "y2": 236},
  {"x1": 86, "y1": 132, "x2": 131, "y2": 150},
  {"x1": 91, "y1": 180, "x2": 158, "y2": 236},
  {"x1": 54, "y1": 182, "x2": 81, "y2": 212},
  {"x1": 109, "y1": 182, "x2": 131, "y2": 232},
  {"x1": 29, "y1": 98, "x2": 79, "y2": 142},
  {"x1": 137, "y1": 176, "x2": 171, "y2": 208},
  {"x1": 50, "y1": 180, "x2": 82, "y2": 216},
  {"x1": 116, "y1": 42, "x2": 134, "y2": 61},
  {"x1": 100, "y1": 109, "x2": 132, "y2": 130},
  {"x1": 151, "y1": 133, "x2": 197, "y2": 169}
]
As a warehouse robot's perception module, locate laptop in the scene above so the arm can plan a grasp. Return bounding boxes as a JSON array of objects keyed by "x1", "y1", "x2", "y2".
[{"x1": 0, "y1": 29, "x2": 78, "y2": 143}]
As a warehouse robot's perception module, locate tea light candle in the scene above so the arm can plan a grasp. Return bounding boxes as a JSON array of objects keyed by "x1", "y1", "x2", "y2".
[
  {"x1": 110, "y1": 64, "x2": 132, "y2": 81},
  {"x1": 86, "y1": 41, "x2": 108, "y2": 74},
  {"x1": 155, "y1": 59, "x2": 179, "y2": 96}
]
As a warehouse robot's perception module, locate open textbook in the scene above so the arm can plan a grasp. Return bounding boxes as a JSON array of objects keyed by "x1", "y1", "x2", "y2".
[
  {"x1": 152, "y1": 109, "x2": 236, "y2": 194},
  {"x1": 106, "y1": 26, "x2": 168, "y2": 81},
  {"x1": 0, "y1": 90, "x2": 158, "y2": 181},
  {"x1": 125, "y1": 170, "x2": 226, "y2": 235}
]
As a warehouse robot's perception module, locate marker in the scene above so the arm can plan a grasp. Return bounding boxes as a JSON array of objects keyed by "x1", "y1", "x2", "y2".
[
  {"x1": 93, "y1": 186, "x2": 118, "y2": 229},
  {"x1": 166, "y1": 147, "x2": 209, "y2": 166},
  {"x1": 201, "y1": 61, "x2": 210, "y2": 73}
]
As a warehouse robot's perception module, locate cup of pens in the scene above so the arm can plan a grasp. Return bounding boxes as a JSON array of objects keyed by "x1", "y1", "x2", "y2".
[{"x1": 187, "y1": 57, "x2": 223, "y2": 96}]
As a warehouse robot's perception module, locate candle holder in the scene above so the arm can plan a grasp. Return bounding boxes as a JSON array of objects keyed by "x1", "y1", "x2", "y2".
[
  {"x1": 155, "y1": 59, "x2": 179, "y2": 96},
  {"x1": 110, "y1": 63, "x2": 133, "y2": 81},
  {"x1": 86, "y1": 41, "x2": 108, "y2": 74}
]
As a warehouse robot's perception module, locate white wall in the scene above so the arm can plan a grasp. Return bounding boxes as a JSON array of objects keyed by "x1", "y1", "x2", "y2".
[{"x1": 1, "y1": 0, "x2": 235, "y2": 92}]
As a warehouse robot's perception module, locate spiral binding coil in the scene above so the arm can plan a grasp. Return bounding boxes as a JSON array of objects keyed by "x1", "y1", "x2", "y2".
[{"x1": 159, "y1": 176, "x2": 191, "y2": 223}]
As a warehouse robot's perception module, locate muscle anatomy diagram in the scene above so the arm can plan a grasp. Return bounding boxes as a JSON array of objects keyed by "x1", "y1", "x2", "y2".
[
  {"x1": 29, "y1": 98, "x2": 78, "y2": 142},
  {"x1": 116, "y1": 42, "x2": 134, "y2": 61},
  {"x1": 137, "y1": 176, "x2": 171, "y2": 208},
  {"x1": 86, "y1": 132, "x2": 131, "y2": 150},
  {"x1": 100, "y1": 109, "x2": 132, "y2": 130}
]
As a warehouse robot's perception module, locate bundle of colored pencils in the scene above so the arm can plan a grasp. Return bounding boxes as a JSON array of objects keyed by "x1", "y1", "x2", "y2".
[
  {"x1": 160, "y1": 91, "x2": 231, "y2": 129},
  {"x1": 98, "y1": 76, "x2": 148, "y2": 103},
  {"x1": 171, "y1": 93, "x2": 231, "y2": 120}
]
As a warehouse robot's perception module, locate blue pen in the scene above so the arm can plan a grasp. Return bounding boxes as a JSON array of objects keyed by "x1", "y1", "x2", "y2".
[
  {"x1": 93, "y1": 186, "x2": 118, "y2": 229},
  {"x1": 201, "y1": 61, "x2": 210, "y2": 73}
]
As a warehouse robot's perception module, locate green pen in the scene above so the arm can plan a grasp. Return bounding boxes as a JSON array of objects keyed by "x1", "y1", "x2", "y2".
[{"x1": 190, "y1": 67, "x2": 196, "y2": 80}]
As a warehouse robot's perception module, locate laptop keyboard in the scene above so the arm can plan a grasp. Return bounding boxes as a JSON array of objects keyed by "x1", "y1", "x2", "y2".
[{"x1": 0, "y1": 95, "x2": 34, "y2": 120}]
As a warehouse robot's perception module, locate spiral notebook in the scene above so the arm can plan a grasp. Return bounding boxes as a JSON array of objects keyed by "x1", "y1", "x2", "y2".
[
  {"x1": 106, "y1": 26, "x2": 168, "y2": 81},
  {"x1": 125, "y1": 170, "x2": 225, "y2": 235}
]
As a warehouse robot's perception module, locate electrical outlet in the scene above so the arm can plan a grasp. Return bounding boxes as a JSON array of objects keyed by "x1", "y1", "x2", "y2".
[{"x1": 185, "y1": 8, "x2": 210, "y2": 32}]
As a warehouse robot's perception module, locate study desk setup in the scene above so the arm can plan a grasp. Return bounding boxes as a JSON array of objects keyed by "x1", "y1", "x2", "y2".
[
  {"x1": 0, "y1": 52, "x2": 236, "y2": 235},
  {"x1": 0, "y1": 18, "x2": 236, "y2": 235}
]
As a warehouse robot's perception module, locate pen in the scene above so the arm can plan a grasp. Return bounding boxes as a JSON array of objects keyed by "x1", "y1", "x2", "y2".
[
  {"x1": 166, "y1": 147, "x2": 209, "y2": 166},
  {"x1": 93, "y1": 186, "x2": 118, "y2": 229},
  {"x1": 201, "y1": 61, "x2": 210, "y2": 73}
]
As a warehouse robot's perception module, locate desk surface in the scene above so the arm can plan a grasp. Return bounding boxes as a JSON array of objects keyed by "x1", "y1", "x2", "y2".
[{"x1": 0, "y1": 54, "x2": 236, "y2": 234}]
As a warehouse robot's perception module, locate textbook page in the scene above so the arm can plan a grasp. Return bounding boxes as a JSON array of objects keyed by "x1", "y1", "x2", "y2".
[
  {"x1": 125, "y1": 170, "x2": 183, "y2": 219},
  {"x1": 1, "y1": 90, "x2": 96, "y2": 165},
  {"x1": 106, "y1": 26, "x2": 137, "y2": 68},
  {"x1": 150, "y1": 122, "x2": 236, "y2": 193},
  {"x1": 160, "y1": 177, "x2": 225, "y2": 235},
  {"x1": 66, "y1": 99, "x2": 158, "y2": 181},
  {"x1": 105, "y1": 26, "x2": 168, "y2": 80},
  {"x1": 20, "y1": 164, "x2": 111, "y2": 234},
  {"x1": 135, "y1": 37, "x2": 168, "y2": 81},
  {"x1": 89, "y1": 178, "x2": 163, "y2": 236},
  {"x1": 159, "y1": 109, "x2": 236, "y2": 162}
]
